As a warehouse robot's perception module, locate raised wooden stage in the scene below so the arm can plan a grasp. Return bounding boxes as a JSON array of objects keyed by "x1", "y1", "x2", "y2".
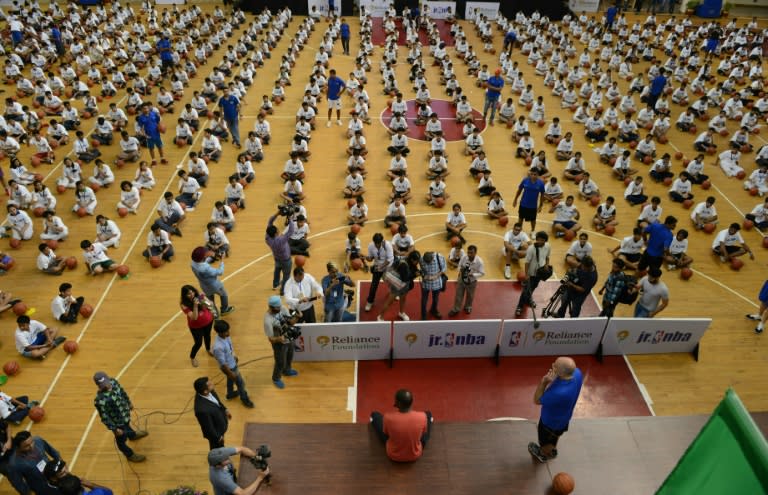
[{"x1": 240, "y1": 414, "x2": 768, "y2": 495}]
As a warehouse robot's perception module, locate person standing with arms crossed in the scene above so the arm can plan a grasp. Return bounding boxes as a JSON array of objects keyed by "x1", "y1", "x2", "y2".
[
  {"x1": 265, "y1": 210, "x2": 295, "y2": 295},
  {"x1": 512, "y1": 170, "x2": 546, "y2": 233},
  {"x1": 326, "y1": 69, "x2": 346, "y2": 127},
  {"x1": 218, "y1": 87, "x2": 241, "y2": 149},
  {"x1": 483, "y1": 68, "x2": 504, "y2": 125},
  {"x1": 136, "y1": 104, "x2": 167, "y2": 165},
  {"x1": 529, "y1": 357, "x2": 583, "y2": 463}
]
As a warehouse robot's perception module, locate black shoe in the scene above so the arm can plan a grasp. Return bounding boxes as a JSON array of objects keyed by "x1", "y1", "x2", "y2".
[
  {"x1": 242, "y1": 399, "x2": 255, "y2": 408},
  {"x1": 225, "y1": 392, "x2": 238, "y2": 400},
  {"x1": 448, "y1": 309, "x2": 459, "y2": 317},
  {"x1": 173, "y1": 228, "x2": 182, "y2": 237}
]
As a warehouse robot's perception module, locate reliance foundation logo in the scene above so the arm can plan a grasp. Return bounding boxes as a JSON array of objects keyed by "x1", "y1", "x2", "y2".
[
  {"x1": 532, "y1": 330, "x2": 593, "y2": 345},
  {"x1": 316, "y1": 335, "x2": 382, "y2": 351}
]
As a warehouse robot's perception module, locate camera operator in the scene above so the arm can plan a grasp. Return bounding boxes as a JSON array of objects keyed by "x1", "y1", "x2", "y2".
[
  {"x1": 265, "y1": 208, "x2": 296, "y2": 295},
  {"x1": 263, "y1": 296, "x2": 301, "y2": 390},
  {"x1": 555, "y1": 256, "x2": 598, "y2": 318},
  {"x1": 208, "y1": 446, "x2": 270, "y2": 495},
  {"x1": 283, "y1": 266, "x2": 323, "y2": 323}
]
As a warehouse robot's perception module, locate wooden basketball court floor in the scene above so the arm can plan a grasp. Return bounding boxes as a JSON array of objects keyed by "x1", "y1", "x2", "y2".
[{"x1": 0, "y1": 6, "x2": 766, "y2": 494}]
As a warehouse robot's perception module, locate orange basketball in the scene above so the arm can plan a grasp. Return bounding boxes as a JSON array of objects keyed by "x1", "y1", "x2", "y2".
[
  {"x1": 763, "y1": 237, "x2": 768, "y2": 249},
  {"x1": 158, "y1": 123, "x2": 167, "y2": 133},
  {"x1": 537, "y1": 119, "x2": 545, "y2": 127},
  {"x1": 750, "y1": 187, "x2": 759, "y2": 196},
  {"x1": 604, "y1": 225, "x2": 615, "y2": 235},
  {"x1": 33, "y1": 207, "x2": 45, "y2": 217},
  {"x1": 643, "y1": 155, "x2": 652, "y2": 164},
  {"x1": 176, "y1": 138, "x2": 186, "y2": 147},
  {"x1": 90, "y1": 139, "x2": 100, "y2": 148},
  {"x1": 149, "y1": 256, "x2": 163, "y2": 268},
  {"x1": 663, "y1": 177, "x2": 673, "y2": 186},
  {"x1": 56, "y1": 184, "x2": 67, "y2": 194},
  {"x1": 719, "y1": 129, "x2": 728, "y2": 137},
  {"x1": 706, "y1": 146, "x2": 716, "y2": 155},
  {"x1": 389, "y1": 223, "x2": 399, "y2": 235},
  {"x1": 623, "y1": 177, "x2": 632, "y2": 186},
  {"x1": 350, "y1": 224, "x2": 361, "y2": 234},
  {"x1": 658, "y1": 136, "x2": 668, "y2": 144},
  {"x1": 753, "y1": 127, "x2": 761, "y2": 135},
  {"x1": 680, "y1": 267, "x2": 693, "y2": 280},
  {"x1": 3, "y1": 361, "x2": 20, "y2": 376},
  {"x1": 65, "y1": 256, "x2": 77, "y2": 269},
  {"x1": 703, "y1": 223, "x2": 716, "y2": 233},
  {"x1": 644, "y1": 122, "x2": 653, "y2": 130},
  {"x1": 564, "y1": 229, "x2": 576, "y2": 241},
  {"x1": 350, "y1": 258, "x2": 363, "y2": 270},
  {"x1": 49, "y1": 139, "x2": 59, "y2": 149},
  {"x1": 683, "y1": 199, "x2": 694, "y2": 209},
  {"x1": 294, "y1": 255, "x2": 306, "y2": 267},
  {"x1": 117, "y1": 207, "x2": 129, "y2": 218},
  {"x1": 498, "y1": 216, "x2": 509, "y2": 227},
  {"x1": 741, "y1": 144, "x2": 751, "y2": 154},
  {"x1": 552, "y1": 472, "x2": 575, "y2": 495},
  {"x1": 450, "y1": 236, "x2": 460, "y2": 247},
  {"x1": 46, "y1": 239, "x2": 58, "y2": 250},
  {"x1": 682, "y1": 158, "x2": 690, "y2": 166},
  {"x1": 28, "y1": 406, "x2": 45, "y2": 422},
  {"x1": 116, "y1": 265, "x2": 130, "y2": 277},
  {"x1": 609, "y1": 157, "x2": 617, "y2": 165},
  {"x1": 743, "y1": 219, "x2": 754, "y2": 230},
  {"x1": 701, "y1": 180, "x2": 711, "y2": 190},
  {"x1": 525, "y1": 102, "x2": 532, "y2": 111},
  {"x1": 689, "y1": 125, "x2": 697, "y2": 134},
  {"x1": 736, "y1": 170, "x2": 747, "y2": 180},
  {"x1": 347, "y1": 198, "x2": 356, "y2": 207},
  {"x1": 79, "y1": 303, "x2": 93, "y2": 317},
  {"x1": 730, "y1": 258, "x2": 744, "y2": 271},
  {"x1": 589, "y1": 196, "x2": 600, "y2": 206},
  {"x1": 525, "y1": 156, "x2": 532, "y2": 165},
  {"x1": 62, "y1": 341, "x2": 79, "y2": 354},
  {"x1": 629, "y1": 140, "x2": 638, "y2": 149},
  {"x1": 12, "y1": 302, "x2": 27, "y2": 316},
  {"x1": 9, "y1": 238, "x2": 21, "y2": 249},
  {"x1": 31, "y1": 155, "x2": 42, "y2": 167},
  {"x1": 434, "y1": 197, "x2": 446, "y2": 208},
  {"x1": 517, "y1": 271, "x2": 526, "y2": 282},
  {"x1": 229, "y1": 203, "x2": 238, "y2": 213},
  {"x1": 674, "y1": 151, "x2": 683, "y2": 160},
  {"x1": 76, "y1": 207, "x2": 87, "y2": 217},
  {"x1": 127, "y1": 107, "x2": 137, "y2": 115},
  {"x1": 115, "y1": 159, "x2": 125, "y2": 168}
]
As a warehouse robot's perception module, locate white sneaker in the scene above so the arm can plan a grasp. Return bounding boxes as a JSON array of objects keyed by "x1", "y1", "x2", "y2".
[
  {"x1": 364, "y1": 302, "x2": 372, "y2": 312},
  {"x1": 336, "y1": 119, "x2": 343, "y2": 126},
  {"x1": 504, "y1": 265, "x2": 512, "y2": 279},
  {"x1": 720, "y1": 255, "x2": 727, "y2": 263},
  {"x1": 667, "y1": 264, "x2": 676, "y2": 271},
  {"x1": 326, "y1": 121, "x2": 332, "y2": 127},
  {"x1": 398, "y1": 312, "x2": 410, "y2": 321}
]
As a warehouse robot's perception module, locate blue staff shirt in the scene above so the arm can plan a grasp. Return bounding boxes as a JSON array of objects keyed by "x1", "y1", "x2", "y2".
[
  {"x1": 644, "y1": 223, "x2": 673, "y2": 257},
  {"x1": 327, "y1": 76, "x2": 346, "y2": 101},
  {"x1": 540, "y1": 368, "x2": 583, "y2": 431},
  {"x1": 136, "y1": 110, "x2": 160, "y2": 138},
  {"x1": 218, "y1": 95, "x2": 240, "y2": 121},
  {"x1": 486, "y1": 75, "x2": 504, "y2": 100},
  {"x1": 518, "y1": 177, "x2": 545, "y2": 209}
]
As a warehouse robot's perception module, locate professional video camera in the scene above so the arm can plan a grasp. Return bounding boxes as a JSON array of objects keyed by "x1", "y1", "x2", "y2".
[
  {"x1": 276, "y1": 309, "x2": 302, "y2": 342},
  {"x1": 248, "y1": 444, "x2": 272, "y2": 470},
  {"x1": 560, "y1": 269, "x2": 580, "y2": 285},
  {"x1": 277, "y1": 202, "x2": 301, "y2": 217},
  {"x1": 460, "y1": 264, "x2": 472, "y2": 284}
]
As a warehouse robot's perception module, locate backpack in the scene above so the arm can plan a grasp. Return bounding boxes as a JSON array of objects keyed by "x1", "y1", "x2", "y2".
[{"x1": 617, "y1": 273, "x2": 639, "y2": 305}]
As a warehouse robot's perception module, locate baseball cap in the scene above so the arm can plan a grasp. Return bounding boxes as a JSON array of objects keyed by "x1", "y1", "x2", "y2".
[
  {"x1": 268, "y1": 295, "x2": 281, "y2": 308},
  {"x1": 93, "y1": 371, "x2": 110, "y2": 390},
  {"x1": 208, "y1": 447, "x2": 237, "y2": 466}
]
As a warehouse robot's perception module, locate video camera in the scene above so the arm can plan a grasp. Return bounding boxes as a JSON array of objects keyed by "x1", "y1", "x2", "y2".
[
  {"x1": 248, "y1": 444, "x2": 271, "y2": 470},
  {"x1": 560, "y1": 269, "x2": 580, "y2": 285},
  {"x1": 277, "y1": 202, "x2": 300, "y2": 217},
  {"x1": 276, "y1": 309, "x2": 302, "y2": 342}
]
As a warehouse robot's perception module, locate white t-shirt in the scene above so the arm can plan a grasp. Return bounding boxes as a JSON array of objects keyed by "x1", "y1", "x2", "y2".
[
  {"x1": 711, "y1": 229, "x2": 744, "y2": 249},
  {"x1": 15, "y1": 320, "x2": 47, "y2": 353}
]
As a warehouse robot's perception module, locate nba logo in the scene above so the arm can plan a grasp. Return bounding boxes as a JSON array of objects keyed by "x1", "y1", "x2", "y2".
[
  {"x1": 293, "y1": 336, "x2": 305, "y2": 352},
  {"x1": 508, "y1": 331, "x2": 522, "y2": 347},
  {"x1": 652, "y1": 331, "x2": 665, "y2": 344}
]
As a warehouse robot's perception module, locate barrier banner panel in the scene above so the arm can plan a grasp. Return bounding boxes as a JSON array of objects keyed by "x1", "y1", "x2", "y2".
[
  {"x1": 293, "y1": 322, "x2": 391, "y2": 361},
  {"x1": 601, "y1": 318, "x2": 711, "y2": 355},
  {"x1": 499, "y1": 318, "x2": 607, "y2": 356},
  {"x1": 568, "y1": 0, "x2": 600, "y2": 12},
  {"x1": 465, "y1": 2, "x2": 500, "y2": 20},
  {"x1": 308, "y1": 0, "x2": 342, "y2": 18},
  {"x1": 424, "y1": 1, "x2": 457, "y2": 19},
  {"x1": 392, "y1": 320, "x2": 502, "y2": 359},
  {"x1": 358, "y1": 0, "x2": 388, "y2": 17}
]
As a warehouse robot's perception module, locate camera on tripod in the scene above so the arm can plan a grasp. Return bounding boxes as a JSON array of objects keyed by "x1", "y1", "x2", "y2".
[
  {"x1": 248, "y1": 444, "x2": 271, "y2": 470},
  {"x1": 277, "y1": 202, "x2": 300, "y2": 217},
  {"x1": 560, "y1": 269, "x2": 579, "y2": 285}
]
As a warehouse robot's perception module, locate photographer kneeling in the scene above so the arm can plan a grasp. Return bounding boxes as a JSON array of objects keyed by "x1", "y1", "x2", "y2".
[
  {"x1": 263, "y1": 296, "x2": 301, "y2": 390},
  {"x1": 556, "y1": 256, "x2": 598, "y2": 318},
  {"x1": 208, "y1": 446, "x2": 270, "y2": 495}
]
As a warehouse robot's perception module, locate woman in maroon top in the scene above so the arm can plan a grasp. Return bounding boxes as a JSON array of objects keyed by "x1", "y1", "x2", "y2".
[{"x1": 180, "y1": 285, "x2": 215, "y2": 367}]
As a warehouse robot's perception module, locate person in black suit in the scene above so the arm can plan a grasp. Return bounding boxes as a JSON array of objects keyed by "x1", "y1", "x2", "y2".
[{"x1": 194, "y1": 377, "x2": 231, "y2": 450}]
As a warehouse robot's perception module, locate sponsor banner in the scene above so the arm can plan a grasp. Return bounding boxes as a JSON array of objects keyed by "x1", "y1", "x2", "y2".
[
  {"x1": 568, "y1": 0, "x2": 601, "y2": 13},
  {"x1": 500, "y1": 318, "x2": 606, "y2": 356},
  {"x1": 308, "y1": 0, "x2": 342, "y2": 18},
  {"x1": 424, "y1": 1, "x2": 457, "y2": 19},
  {"x1": 601, "y1": 318, "x2": 711, "y2": 355},
  {"x1": 155, "y1": 0, "x2": 186, "y2": 4},
  {"x1": 393, "y1": 320, "x2": 502, "y2": 359},
  {"x1": 465, "y1": 2, "x2": 500, "y2": 20},
  {"x1": 292, "y1": 322, "x2": 391, "y2": 361},
  {"x1": 358, "y1": 0, "x2": 388, "y2": 17}
]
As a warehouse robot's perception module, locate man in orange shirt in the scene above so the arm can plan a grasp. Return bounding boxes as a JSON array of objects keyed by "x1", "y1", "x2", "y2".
[{"x1": 370, "y1": 389, "x2": 433, "y2": 462}]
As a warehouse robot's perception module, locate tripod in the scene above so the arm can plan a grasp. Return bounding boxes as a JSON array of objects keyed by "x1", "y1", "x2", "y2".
[{"x1": 541, "y1": 284, "x2": 568, "y2": 318}]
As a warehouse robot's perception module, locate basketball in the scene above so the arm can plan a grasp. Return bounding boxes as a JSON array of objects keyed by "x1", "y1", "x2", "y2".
[
  {"x1": 158, "y1": 123, "x2": 166, "y2": 134},
  {"x1": 525, "y1": 102, "x2": 532, "y2": 111},
  {"x1": 643, "y1": 155, "x2": 652, "y2": 164},
  {"x1": 46, "y1": 239, "x2": 58, "y2": 250},
  {"x1": 82, "y1": 110, "x2": 92, "y2": 119},
  {"x1": 90, "y1": 139, "x2": 100, "y2": 148},
  {"x1": 706, "y1": 146, "x2": 716, "y2": 155},
  {"x1": 62, "y1": 341, "x2": 78, "y2": 354},
  {"x1": 450, "y1": 236, "x2": 460, "y2": 247},
  {"x1": 76, "y1": 207, "x2": 87, "y2": 217},
  {"x1": 753, "y1": 128, "x2": 761, "y2": 135},
  {"x1": 149, "y1": 256, "x2": 163, "y2": 268},
  {"x1": 79, "y1": 303, "x2": 93, "y2": 317},
  {"x1": 701, "y1": 180, "x2": 711, "y2": 190},
  {"x1": 118, "y1": 207, "x2": 129, "y2": 217},
  {"x1": 3, "y1": 361, "x2": 20, "y2": 376},
  {"x1": 730, "y1": 258, "x2": 744, "y2": 271},
  {"x1": 434, "y1": 197, "x2": 446, "y2": 208},
  {"x1": 750, "y1": 187, "x2": 759, "y2": 196},
  {"x1": 116, "y1": 265, "x2": 130, "y2": 277},
  {"x1": 674, "y1": 152, "x2": 683, "y2": 160},
  {"x1": 552, "y1": 472, "x2": 575, "y2": 495},
  {"x1": 609, "y1": 157, "x2": 617, "y2": 165},
  {"x1": 33, "y1": 207, "x2": 45, "y2": 217},
  {"x1": 127, "y1": 106, "x2": 137, "y2": 115},
  {"x1": 65, "y1": 256, "x2": 77, "y2": 269},
  {"x1": 663, "y1": 177, "x2": 673, "y2": 186},
  {"x1": 9, "y1": 238, "x2": 21, "y2": 249},
  {"x1": 629, "y1": 141, "x2": 638, "y2": 149},
  {"x1": 176, "y1": 138, "x2": 186, "y2": 147},
  {"x1": 294, "y1": 255, "x2": 306, "y2": 267},
  {"x1": 682, "y1": 158, "x2": 690, "y2": 166},
  {"x1": 12, "y1": 302, "x2": 27, "y2": 316},
  {"x1": 498, "y1": 216, "x2": 509, "y2": 227},
  {"x1": 604, "y1": 225, "x2": 615, "y2": 235},
  {"x1": 703, "y1": 223, "x2": 716, "y2": 233},
  {"x1": 90, "y1": 182, "x2": 100, "y2": 192},
  {"x1": 50, "y1": 139, "x2": 59, "y2": 149},
  {"x1": 525, "y1": 156, "x2": 532, "y2": 165},
  {"x1": 31, "y1": 155, "x2": 42, "y2": 167},
  {"x1": 763, "y1": 237, "x2": 768, "y2": 249},
  {"x1": 689, "y1": 125, "x2": 697, "y2": 134},
  {"x1": 680, "y1": 267, "x2": 693, "y2": 280},
  {"x1": 719, "y1": 129, "x2": 728, "y2": 137},
  {"x1": 57, "y1": 184, "x2": 68, "y2": 194},
  {"x1": 741, "y1": 145, "x2": 751, "y2": 154},
  {"x1": 589, "y1": 196, "x2": 600, "y2": 206},
  {"x1": 537, "y1": 119, "x2": 545, "y2": 127},
  {"x1": 229, "y1": 203, "x2": 239, "y2": 213},
  {"x1": 28, "y1": 406, "x2": 44, "y2": 423},
  {"x1": 347, "y1": 198, "x2": 356, "y2": 207},
  {"x1": 623, "y1": 177, "x2": 632, "y2": 186},
  {"x1": 350, "y1": 224, "x2": 361, "y2": 234},
  {"x1": 682, "y1": 199, "x2": 694, "y2": 209},
  {"x1": 389, "y1": 223, "x2": 399, "y2": 235},
  {"x1": 517, "y1": 271, "x2": 526, "y2": 282},
  {"x1": 658, "y1": 136, "x2": 668, "y2": 144},
  {"x1": 115, "y1": 159, "x2": 125, "y2": 168},
  {"x1": 743, "y1": 219, "x2": 754, "y2": 230},
  {"x1": 564, "y1": 229, "x2": 576, "y2": 241},
  {"x1": 736, "y1": 170, "x2": 746, "y2": 180},
  {"x1": 350, "y1": 258, "x2": 363, "y2": 270}
]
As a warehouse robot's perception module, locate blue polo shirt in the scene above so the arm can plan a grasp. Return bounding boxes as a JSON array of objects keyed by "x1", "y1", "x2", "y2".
[
  {"x1": 218, "y1": 95, "x2": 240, "y2": 120},
  {"x1": 540, "y1": 368, "x2": 583, "y2": 431},
  {"x1": 340, "y1": 22, "x2": 350, "y2": 39},
  {"x1": 644, "y1": 222, "x2": 673, "y2": 257},
  {"x1": 650, "y1": 75, "x2": 667, "y2": 96},
  {"x1": 136, "y1": 111, "x2": 160, "y2": 138},
  {"x1": 157, "y1": 38, "x2": 173, "y2": 61},
  {"x1": 518, "y1": 177, "x2": 545, "y2": 209},
  {"x1": 486, "y1": 75, "x2": 504, "y2": 100},
  {"x1": 327, "y1": 76, "x2": 346, "y2": 101}
]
